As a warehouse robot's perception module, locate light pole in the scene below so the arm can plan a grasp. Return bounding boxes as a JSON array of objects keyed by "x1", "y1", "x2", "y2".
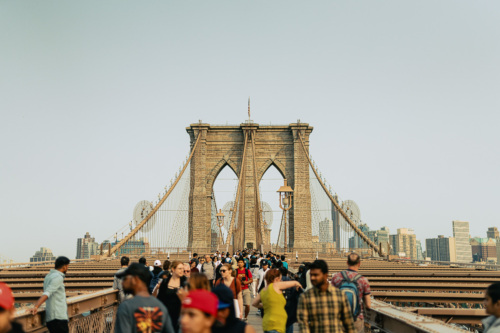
[
  {"x1": 216, "y1": 209, "x2": 225, "y2": 250},
  {"x1": 277, "y1": 179, "x2": 294, "y2": 253}
]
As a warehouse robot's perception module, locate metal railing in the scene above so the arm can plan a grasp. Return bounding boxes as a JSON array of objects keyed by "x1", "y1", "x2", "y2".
[
  {"x1": 391, "y1": 258, "x2": 500, "y2": 270},
  {"x1": 0, "y1": 258, "x2": 96, "y2": 270},
  {"x1": 14, "y1": 288, "x2": 118, "y2": 333},
  {"x1": 366, "y1": 299, "x2": 468, "y2": 332}
]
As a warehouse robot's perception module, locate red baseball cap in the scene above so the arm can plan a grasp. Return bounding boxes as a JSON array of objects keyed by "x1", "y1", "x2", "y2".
[
  {"x1": 0, "y1": 282, "x2": 14, "y2": 310},
  {"x1": 181, "y1": 290, "x2": 218, "y2": 317}
]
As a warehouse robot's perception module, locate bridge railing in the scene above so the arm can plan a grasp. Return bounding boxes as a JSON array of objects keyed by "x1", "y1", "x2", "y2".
[
  {"x1": 15, "y1": 288, "x2": 118, "y2": 333},
  {"x1": 0, "y1": 258, "x2": 96, "y2": 270},
  {"x1": 366, "y1": 299, "x2": 468, "y2": 332},
  {"x1": 391, "y1": 258, "x2": 500, "y2": 270}
]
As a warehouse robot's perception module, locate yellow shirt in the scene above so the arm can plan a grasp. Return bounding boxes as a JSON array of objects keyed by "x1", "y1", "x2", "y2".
[{"x1": 260, "y1": 283, "x2": 287, "y2": 333}]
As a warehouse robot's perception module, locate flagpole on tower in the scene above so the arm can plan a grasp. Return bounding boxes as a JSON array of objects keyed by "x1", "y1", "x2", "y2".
[{"x1": 248, "y1": 97, "x2": 251, "y2": 121}]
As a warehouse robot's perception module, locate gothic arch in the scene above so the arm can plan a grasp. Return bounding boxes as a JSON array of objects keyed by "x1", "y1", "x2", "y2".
[
  {"x1": 258, "y1": 158, "x2": 288, "y2": 182},
  {"x1": 206, "y1": 158, "x2": 238, "y2": 190}
]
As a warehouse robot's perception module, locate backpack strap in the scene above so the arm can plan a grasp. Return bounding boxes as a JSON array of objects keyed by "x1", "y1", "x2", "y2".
[
  {"x1": 341, "y1": 270, "x2": 352, "y2": 283},
  {"x1": 352, "y1": 274, "x2": 362, "y2": 283}
]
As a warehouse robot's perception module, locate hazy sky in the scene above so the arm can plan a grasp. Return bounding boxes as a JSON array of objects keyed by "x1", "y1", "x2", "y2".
[{"x1": 1, "y1": 1, "x2": 499, "y2": 262}]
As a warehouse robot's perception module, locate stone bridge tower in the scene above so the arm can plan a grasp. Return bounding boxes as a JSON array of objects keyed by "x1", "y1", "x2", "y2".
[{"x1": 186, "y1": 121, "x2": 313, "y2": 251}]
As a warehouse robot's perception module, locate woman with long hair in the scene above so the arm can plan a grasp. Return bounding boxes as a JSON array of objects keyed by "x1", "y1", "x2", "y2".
[
  {"x1": 189, "y1": 272, "x2": 211, "y2": 291},
  {"x1": 157, "y1": 260, "x2": 187, "y2": 332},
  {"x1": 252, "y1": 268, "x2": 301, "y2": 333},
  {"x1": 161, "y1": 260, "x2": 171, "y2": 279},
  {"x1": 214, "y1": 263, "x2": 243, "y2": 319}
]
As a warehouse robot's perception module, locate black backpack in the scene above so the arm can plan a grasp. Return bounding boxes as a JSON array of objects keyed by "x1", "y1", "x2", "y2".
[{"x1": 149, "y1": 271, "x2": 162, "y2": 294}]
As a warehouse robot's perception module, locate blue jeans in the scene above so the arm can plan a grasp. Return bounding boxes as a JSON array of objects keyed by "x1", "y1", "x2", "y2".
[{"x1": 286, "y1": 325, "x2": 294, "y2": 333}]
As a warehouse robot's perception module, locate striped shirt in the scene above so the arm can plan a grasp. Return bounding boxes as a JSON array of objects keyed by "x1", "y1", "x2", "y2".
[{"x1": 297, "y1": 284, "x2": 355, "y2": 333}]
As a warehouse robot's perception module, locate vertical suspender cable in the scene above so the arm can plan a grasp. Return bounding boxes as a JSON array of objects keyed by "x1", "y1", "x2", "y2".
[
  {"x1": 296, "y1": 131, "x2": 383, "y2": 257},
  {"x1": 109, "y1": 134, "x2": 202, "y2": 257}
]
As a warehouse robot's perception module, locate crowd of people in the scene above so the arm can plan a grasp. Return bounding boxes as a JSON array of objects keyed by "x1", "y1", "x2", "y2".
[{"x1": 1, "y1": 251, "x2": 500, "y2": 333}]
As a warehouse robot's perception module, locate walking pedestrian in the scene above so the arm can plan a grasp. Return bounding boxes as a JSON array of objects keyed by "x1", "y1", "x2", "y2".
[
  {"x1": 251, "y1": 268, "x2": 302, "y2": 333},
  {"x1": 236, "y1": 258, "x2": 253, "y2": 321},
  {"x1": 115, "y1": 263, "x2": 174, "y2": 333},
  {"x1": 190, "y1": 261, "x2": 199, "y2": 274},
  {"x1": 281, "y1": 255, "x2": 288, "y2": 270},
  {"x1": 212, "y1": 284, "x2": 257, "y2": 333},
  {"x1": 150, "y1": 260, "x2": 164, "y2": 294},
  {"x1": 255, "y1": 260, "x2": 270, "y2": 293},
  {"x1": 0, "y1": 282, "x2": 24, "y2": 333},
  {"x1": 113, "y1": 256, "x2": 130, "y2": 304},
  {"x1": 331, "y1": 253, "x2": 371, "y2": 333},
  {"x1": 249, "y1": 257, "x2": 260, "y2": 297},
  {"x1": 197, "y1": 257, "x2": 205, "y2": 271},
  {"x1": 201, "y1": 255, "x2": 216, "y2": 287},
  {"x1": 157, "y1": 261, "x2": 188, "y2": 332},
  {"x1": 297, "y1": 260, "x2": 355, "y2": 333},
  {"x1": 214, "y1": 264, "x2": 243, "y2": 319},
  {"x1": 192, "y1": 253, "x2": 200, "y2": 266},
  {"x1": 160, "y1": 260, "x2": 171, "y2": 279},
  {"x1": 280, "y1": 267, "x2": 302, "y2": 333},
  {"x1": 31, "y1": 256, "x2": 70, "y2": 333},
  {"x1": 188, "y1": 273, "x2": 211, "y2": 291},
  {"x1": 483, "y1": 282, "x2": 500, "y2": 333},
  {"x1": 139, "y1": 257, "x2": 151, "y2": 271},
  {"x1": 184, "y1": 263, "x2": 192, "y2": 278},
  {"x1": 179, "y1": 290, "x2": 217, "y2": 333}
]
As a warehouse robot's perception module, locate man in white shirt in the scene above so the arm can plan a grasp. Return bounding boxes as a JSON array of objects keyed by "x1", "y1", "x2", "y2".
[{"x1": 255, "y1": 260, "x2": 270, "y2": 292}]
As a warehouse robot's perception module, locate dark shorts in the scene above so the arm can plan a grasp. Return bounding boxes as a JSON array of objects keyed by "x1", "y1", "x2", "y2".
[{"x1": 47, "y1": 319, "x2": 69, "y2": 333}]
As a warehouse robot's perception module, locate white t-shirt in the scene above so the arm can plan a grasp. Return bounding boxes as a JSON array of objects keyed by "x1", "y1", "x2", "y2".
[{"x1": 257, "y1": 268, "x2": 269, "y2": 290}]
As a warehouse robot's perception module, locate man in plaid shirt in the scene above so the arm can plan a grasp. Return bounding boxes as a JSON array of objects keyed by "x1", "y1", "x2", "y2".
[
  {"x1": 297, "y1": 260, "x2": 355, "y2": 333},
  {"x1": 331, "y1": 253, "x2": 371, "y2": 333}
]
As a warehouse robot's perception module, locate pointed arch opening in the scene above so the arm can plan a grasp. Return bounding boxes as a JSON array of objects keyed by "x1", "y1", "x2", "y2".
[
  {"x1": 259, "y1": 164, "x2": 285, "y2": 248},
  {"x1": 212, "y1": 164, "x2": 239, "y2": 248}
]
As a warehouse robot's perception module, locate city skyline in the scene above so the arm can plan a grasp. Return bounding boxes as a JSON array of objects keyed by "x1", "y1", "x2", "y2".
[{"x1": 1, "y1": 1, "x2": 499, "y2": 262}]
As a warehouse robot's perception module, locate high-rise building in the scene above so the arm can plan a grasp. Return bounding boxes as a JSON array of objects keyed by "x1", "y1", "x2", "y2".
[
  {"x1": 331, "y1": 198, "x2": 341, "y2": 251},
  {"x1": 470, "y1": 237, "x2": 497, "y2": 262},
  {"x1": 76, "y1": 232, "x2": 99, "y2": 259},
  {"x1": 452, "y1": 220, "x2": 473, "y2": 263},
  {"x1": 416, "y1": 240, "x2": 423, "y2": 260},
  {"x1": 390, "y1": 228, "x2": 417, "y2": 259},
  {"x1": 30, "y1": 247, "x2": 56, "y2": 263},
  {"x1": 363, "y1": 227, "x2": 390, "y2": 255},
  {"x1": 425, "y1": 235, "x2": 457, "y2": 262},
  {"x1": 389, "y1": 234, "x2": 398, "y2": 255},
  {"x1": 497, "y1": 239, "x2": 500, "y2": 264},
  {"x1": 487, "y1": 227, "x2": 499, "y2": 240},
  {"x1": 319, "y1": 218, "x2": 335, "y2": 245},
  {"x1": 101, "y1": 237, "x2": 149, "y2": 256},
  {"x1": 348, "y1": 224, "x2": 370, "y2": 250},
  {"x1": 378, "y1": 227, "x2": 390, "y2": 246}
]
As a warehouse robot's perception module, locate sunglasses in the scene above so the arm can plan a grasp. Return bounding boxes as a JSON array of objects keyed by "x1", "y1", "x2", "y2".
[
  {"x1": 220, "y1": 270, "x2": 227, "y2": 273},
  {"x1": 184, "y1": 270, "x2": 190, "y2": 273}
]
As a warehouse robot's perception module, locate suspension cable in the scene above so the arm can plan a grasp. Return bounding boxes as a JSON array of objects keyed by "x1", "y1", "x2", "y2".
[
  {"x1": 108, "y1": 134, "x2": 202, "y2": 257},
  {"x1": 225, "y1": 131, "x2": 248, "y2": 246},
  {"x1": 296, "y1": 131, "x2": 383, "y2": 256}
]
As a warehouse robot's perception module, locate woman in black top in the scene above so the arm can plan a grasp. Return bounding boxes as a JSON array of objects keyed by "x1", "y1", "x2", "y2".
[{"x1": 157, "y1": 260, "x2": 187, "y2": 332}]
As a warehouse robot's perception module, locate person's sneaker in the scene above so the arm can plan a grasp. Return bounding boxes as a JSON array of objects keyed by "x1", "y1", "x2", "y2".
[{"x1": 243, "y1": 318, "x2": 248, "y2": 322}]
